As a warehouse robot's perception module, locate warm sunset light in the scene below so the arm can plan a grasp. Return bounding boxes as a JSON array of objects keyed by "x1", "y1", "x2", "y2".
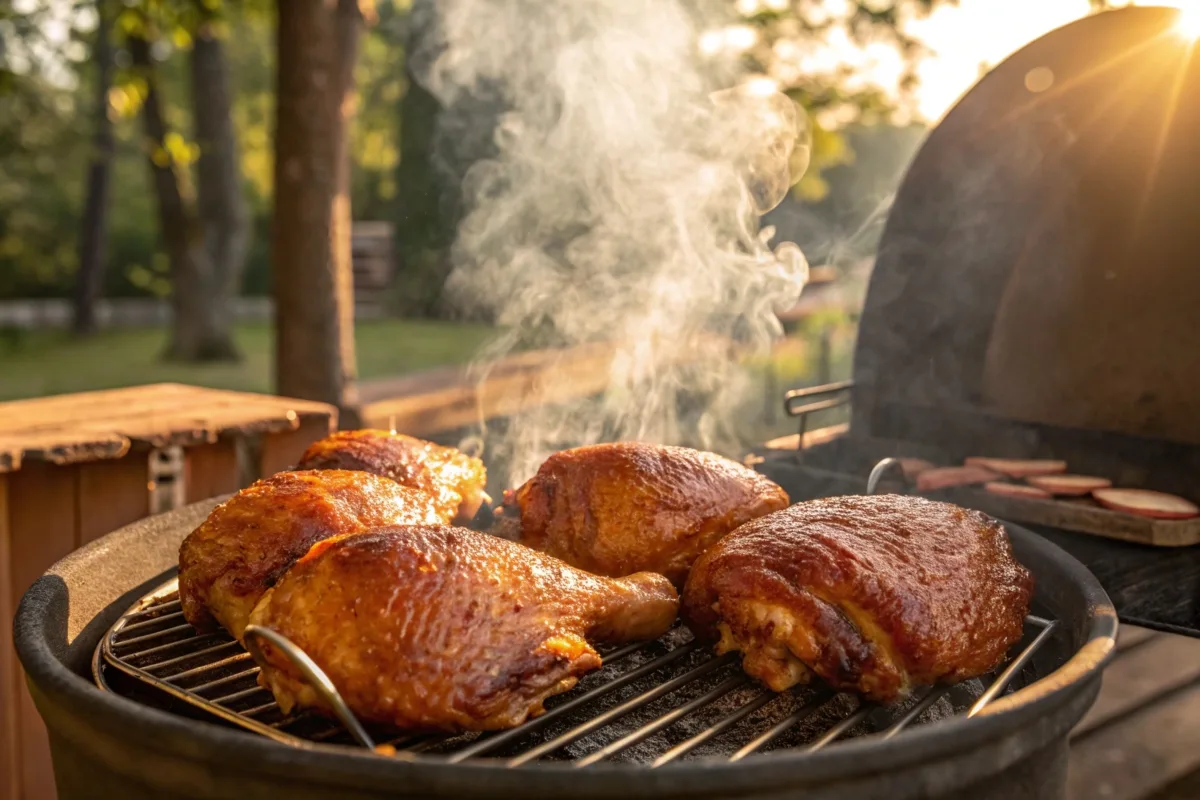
[{"x1": 1175, "y1": 4, "x2": 1200, "y2": 39}]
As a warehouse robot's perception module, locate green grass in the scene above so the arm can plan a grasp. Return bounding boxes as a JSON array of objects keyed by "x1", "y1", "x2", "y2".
[{"x1": 0, "y1": 319, "x2": 498, "y2": 402}]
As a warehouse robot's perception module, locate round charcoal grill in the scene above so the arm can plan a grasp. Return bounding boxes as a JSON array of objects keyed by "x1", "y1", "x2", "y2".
[{"x1": 16, "y1": 475, "x2": 1116, "y2": 800}]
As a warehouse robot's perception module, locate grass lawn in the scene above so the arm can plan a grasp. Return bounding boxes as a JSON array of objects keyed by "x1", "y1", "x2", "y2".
[{"x1": 0, "y1": 319, "x2": 498, "y2": 402}]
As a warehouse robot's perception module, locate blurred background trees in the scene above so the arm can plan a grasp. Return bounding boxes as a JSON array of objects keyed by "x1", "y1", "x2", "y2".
[{"x1": 0, "y1": 1, "x2": 960, "y2": 326}]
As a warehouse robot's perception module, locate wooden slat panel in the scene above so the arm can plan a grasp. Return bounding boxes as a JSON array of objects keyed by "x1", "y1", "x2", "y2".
[
  {"x1": 1068, "y1": 680, "x2": 1200, "y2": 800},
  {"x1": 185, "y1": 441, "x2": 240, "y2": 504},
  {"x1": 0, "y1": 474, "x2": 19, "y2": 800},
  {"x1": 76, "y1": 455, "x2": 150, "y2": 547},
  {"x1": 1073, "y1": 633, "x2": 1200, "y2": 738},
  {"x1": 259, "y1": 416, "x2": 336, "y2": 478},
  {"x1": 6, "y1": 463, "x2": 76, "y2": 800},
  {"x1": 0, "y1": 384, "x2": 336, "y2": 472},
  {"x1": 8, "y1": 463, "x2": 79, "y2": 605}
]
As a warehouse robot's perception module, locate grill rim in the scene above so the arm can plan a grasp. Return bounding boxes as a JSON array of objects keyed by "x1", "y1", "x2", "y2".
[{"x1": 15, "y1": 498, "x2": 1116, "y2": 798}]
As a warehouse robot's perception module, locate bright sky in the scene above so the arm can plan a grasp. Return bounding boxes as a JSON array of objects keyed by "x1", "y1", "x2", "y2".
[
  {"x1": 13, "y1": 0, "x2": 1196, "y2": 123},
  {"x1": 908, "y1": 0, "x2": 1194, "y2": 121}
]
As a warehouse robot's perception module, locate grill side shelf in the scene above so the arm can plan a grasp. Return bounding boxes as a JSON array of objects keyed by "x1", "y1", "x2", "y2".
[{"x1": 96, "y1": 576, "x2": 1061, "y2": 767}]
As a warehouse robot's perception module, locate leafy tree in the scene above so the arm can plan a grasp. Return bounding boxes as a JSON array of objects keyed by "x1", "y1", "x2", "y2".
[
  {"x1": 0, "y1": 2, "x2": 90, "y2": 300},
  {"x1": 726, "y1": 0, "x2": 956, "y2": 200},
  {"x1": 273, "y1": 0, "x2": 371, "y2": 414},
  {"x1": 73, "y1": 0, "x2": 116, "y2": 335},
  {"x1": 118, "y1": 1, "x2": 250, "y2": 360}
]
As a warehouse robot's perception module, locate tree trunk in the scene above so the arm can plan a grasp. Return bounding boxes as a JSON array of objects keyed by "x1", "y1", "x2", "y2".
[
  {"x1": 190, "y1": 18, "x2": 249, "y2": 361},
  {"x1": 72, "y1": 0, "x2": 115, "y2": 336},
  {"x1": 273, "y1": 0, "x2": 364, "y2": 415},
  {"x1": 129, "y1": 33, "x2": 214, "y2": 361}
]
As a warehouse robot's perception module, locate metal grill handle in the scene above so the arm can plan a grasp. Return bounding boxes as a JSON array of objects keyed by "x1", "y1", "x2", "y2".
[
  {"x1": 784, "y1": 380, "x2": 854, "y2": 456},
  {"x1": 242, "y1": 625, "x2": 376, "y2": 749},
  {"x1": 866, "y1": 457, "x2": 905, "y2": 495}
]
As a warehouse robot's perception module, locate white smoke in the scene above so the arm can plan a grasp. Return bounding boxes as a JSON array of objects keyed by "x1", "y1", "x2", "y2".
[{"x1": 412, "y1": 0, "x2": 811, "y2": 483}]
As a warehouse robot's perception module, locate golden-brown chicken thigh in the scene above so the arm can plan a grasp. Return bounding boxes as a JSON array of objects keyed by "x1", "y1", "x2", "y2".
[
  {"x1": 297, "y1": 429, "x2": 487, "y2": 523},
  {"x1": 505, "y1": 442, "x2": 789, "y2": 586},
  {"x1": 682, "y1": 495, "x2": 1033, "y2": 703},
  {"x1": 178, "y1": 470, "x2": 448, "y2": 640},
  {"x1": 247, "y1": 525, "x2": 679, "y2": 732}
]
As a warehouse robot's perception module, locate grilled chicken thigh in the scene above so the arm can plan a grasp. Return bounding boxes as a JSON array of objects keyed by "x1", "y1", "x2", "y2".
[
  {"x1": 505, "y1": 442, "x2": 789, "y2": 585},
  {"x1": 248, "y1": 525, "x2": 679, "y2": 732},
  {"x1": 178, "y1": 470, "x2": 448, "y2": 640},
  {"x1": 297, "y1": 429, "x2": 487, "y2": 523},
  {"x1": 682, "y1": 495, "x2": 1033, "y2": 703}
]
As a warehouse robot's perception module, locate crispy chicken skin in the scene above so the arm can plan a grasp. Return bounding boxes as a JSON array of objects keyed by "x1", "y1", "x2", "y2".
[
  {"x1": 681, "y1": 495, "x2": 1033, "y2": 703},
  {"x1": 297, "y1": 429, "x2": 487, "y2": 523},
  {"x1": 508, "y1": 442, "x2": 789, "y2": 585},
  {"x1": 178, "y1": 470, "x2": 448, "y2": 641},
  {"x1": 247, "y1": 526, "x2": 679, "y2": 733}
]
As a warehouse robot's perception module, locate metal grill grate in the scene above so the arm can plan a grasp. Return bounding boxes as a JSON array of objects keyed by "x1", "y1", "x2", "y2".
[{"x1": 95, "y1": 577, "x2": 1060, "y2": 765}]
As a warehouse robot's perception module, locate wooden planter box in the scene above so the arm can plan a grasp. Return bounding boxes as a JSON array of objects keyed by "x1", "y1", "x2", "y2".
[{"x1": 0, "y1": 384, "x2": 336, "y2": 800}]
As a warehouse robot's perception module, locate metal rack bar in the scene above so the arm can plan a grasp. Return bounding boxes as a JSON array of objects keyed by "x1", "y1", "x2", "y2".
[
  {"x1": 880, "y1": 687, "x2": 950, "y2": 740},
  {"x1": 162, "y1": 652, "x2": 253, "y2": 683},
  {"x1": 969, "y1": 620, "x2": 1058, "y2": 717},
  {"x1": 125, "y1": 633, "x2": 227, "y2": 662},
  {"x1": 728, "y1": 693, "x2": 834, "y2": 761},
  {"x1": 574, "y1": 675, "x2": 749, "y2": 767},
  {"x1": 444, "y1": 639, "x2": 698, "y2": 763},
  {"x1": 651, "y1": 688, "x2": 777, "y2": 766},
  {"x1": 141, "y1": 640, "x2": 240, "y2": 673},
  {"x1": 506, "y1": 653, "x2": 739, "y2": 766},
  {"x1": 212, "y1": 686, "x2": 269, "y2": 706},
  {"x1": 118, "y1": 612, "x2": 186, "y2": 636},
  {"x1": 112, "y1": 623, "x2": 196, "y2": 650},
  {"x1": 124, "y1": 598, "x2": 182, "y2": 620},
  {"x1": 99, "y1": 574, "x2": 1062, "y2": 768},
  {"x1": 189, "y1": 667, "x2": 261, "y2": 695},
  {"x1": 806, "y1": 703, "x2": 872, "y2": 752}
]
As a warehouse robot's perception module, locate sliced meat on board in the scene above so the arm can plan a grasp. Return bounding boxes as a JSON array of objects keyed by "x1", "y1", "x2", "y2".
[
  {"x1": 964, "y1": 457, "x2": 1068, "y2": 478},
  {"x1": 1091, "y1": 488, "x2": 1200, "y2": 520},
  {"x1": 916, "y1": 465, "x2": 1001, "y2": 493},
  {"x1": 1027, "y1": 475, "x2": 1112, "y2": 496},
  {"x1": 985, "y1": 481, "x2": 1052, "y2": 500}
]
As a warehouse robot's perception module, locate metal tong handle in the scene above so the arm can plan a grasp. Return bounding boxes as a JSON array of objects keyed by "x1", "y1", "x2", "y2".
[
  {"x1": 866, "y1": 457, "x2": 904, "y2": 495},
  {"x1": 242, "y1": 624, "x2": 376, "y2": 749}
]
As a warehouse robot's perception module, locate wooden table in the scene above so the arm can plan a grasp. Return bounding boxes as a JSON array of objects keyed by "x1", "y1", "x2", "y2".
[
  {"x1": 0, "y1": 384, "x2": 336, "y2": 800},
  {"x1": 1068, "y1": 624, "x2": 1200, "y2": 799}
]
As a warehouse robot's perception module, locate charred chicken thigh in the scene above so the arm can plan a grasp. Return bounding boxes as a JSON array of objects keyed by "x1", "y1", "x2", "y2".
[
  {"x1": 178, "y1": 470, "x2": 448, "y2": 640},
  {"x1": 247, "y1": 525, "x2": 679, "y2": 732},
  {"x1": 297, "y1": 429, "x2": 487, "y2": 523},
  {"x1": 682, "y1": 495, "x2": 1033, "y2": 703},
  {"x1": 505, "y1": 442, "x2": 789, "y2": 585}
]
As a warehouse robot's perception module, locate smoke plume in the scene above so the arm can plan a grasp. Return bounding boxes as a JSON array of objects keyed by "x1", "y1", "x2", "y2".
[{"x1": 411, "y1": 0, "x2": 811, "y2": 483}]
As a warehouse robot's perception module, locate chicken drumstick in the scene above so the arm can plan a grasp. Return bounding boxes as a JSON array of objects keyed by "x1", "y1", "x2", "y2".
[{"x1": 248, "y1": 525, "x2": 679, "y2": 732}]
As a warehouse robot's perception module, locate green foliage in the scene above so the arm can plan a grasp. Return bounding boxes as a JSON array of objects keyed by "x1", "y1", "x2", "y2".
[
  {"x1": 0, "y1": 1, "x2": 89, "y2": 297},
  {"x1": 0, "y1": 318, "x2": 497, "y2": 401},
  {"x1": 729, "y1": 0, "x2": 956, "y2": 199},
  {"x1": 0, "y1": 0, "x2": 964, "y2": 301}
]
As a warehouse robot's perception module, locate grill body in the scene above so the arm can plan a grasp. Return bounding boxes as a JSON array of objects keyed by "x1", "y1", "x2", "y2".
[{"x1": 16, "y1": 498, "x2": 1114, "y2": 800}]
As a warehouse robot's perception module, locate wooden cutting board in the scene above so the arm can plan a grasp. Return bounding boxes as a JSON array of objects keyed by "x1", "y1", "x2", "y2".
[{"x1": 934, "y1": 486, "x2": 1200, "y2": 547}]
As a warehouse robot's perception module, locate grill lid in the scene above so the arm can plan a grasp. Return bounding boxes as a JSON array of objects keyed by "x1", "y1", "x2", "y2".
[{"x1": 853, "y1": 5, "x2": 1200, "y2": 454}]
